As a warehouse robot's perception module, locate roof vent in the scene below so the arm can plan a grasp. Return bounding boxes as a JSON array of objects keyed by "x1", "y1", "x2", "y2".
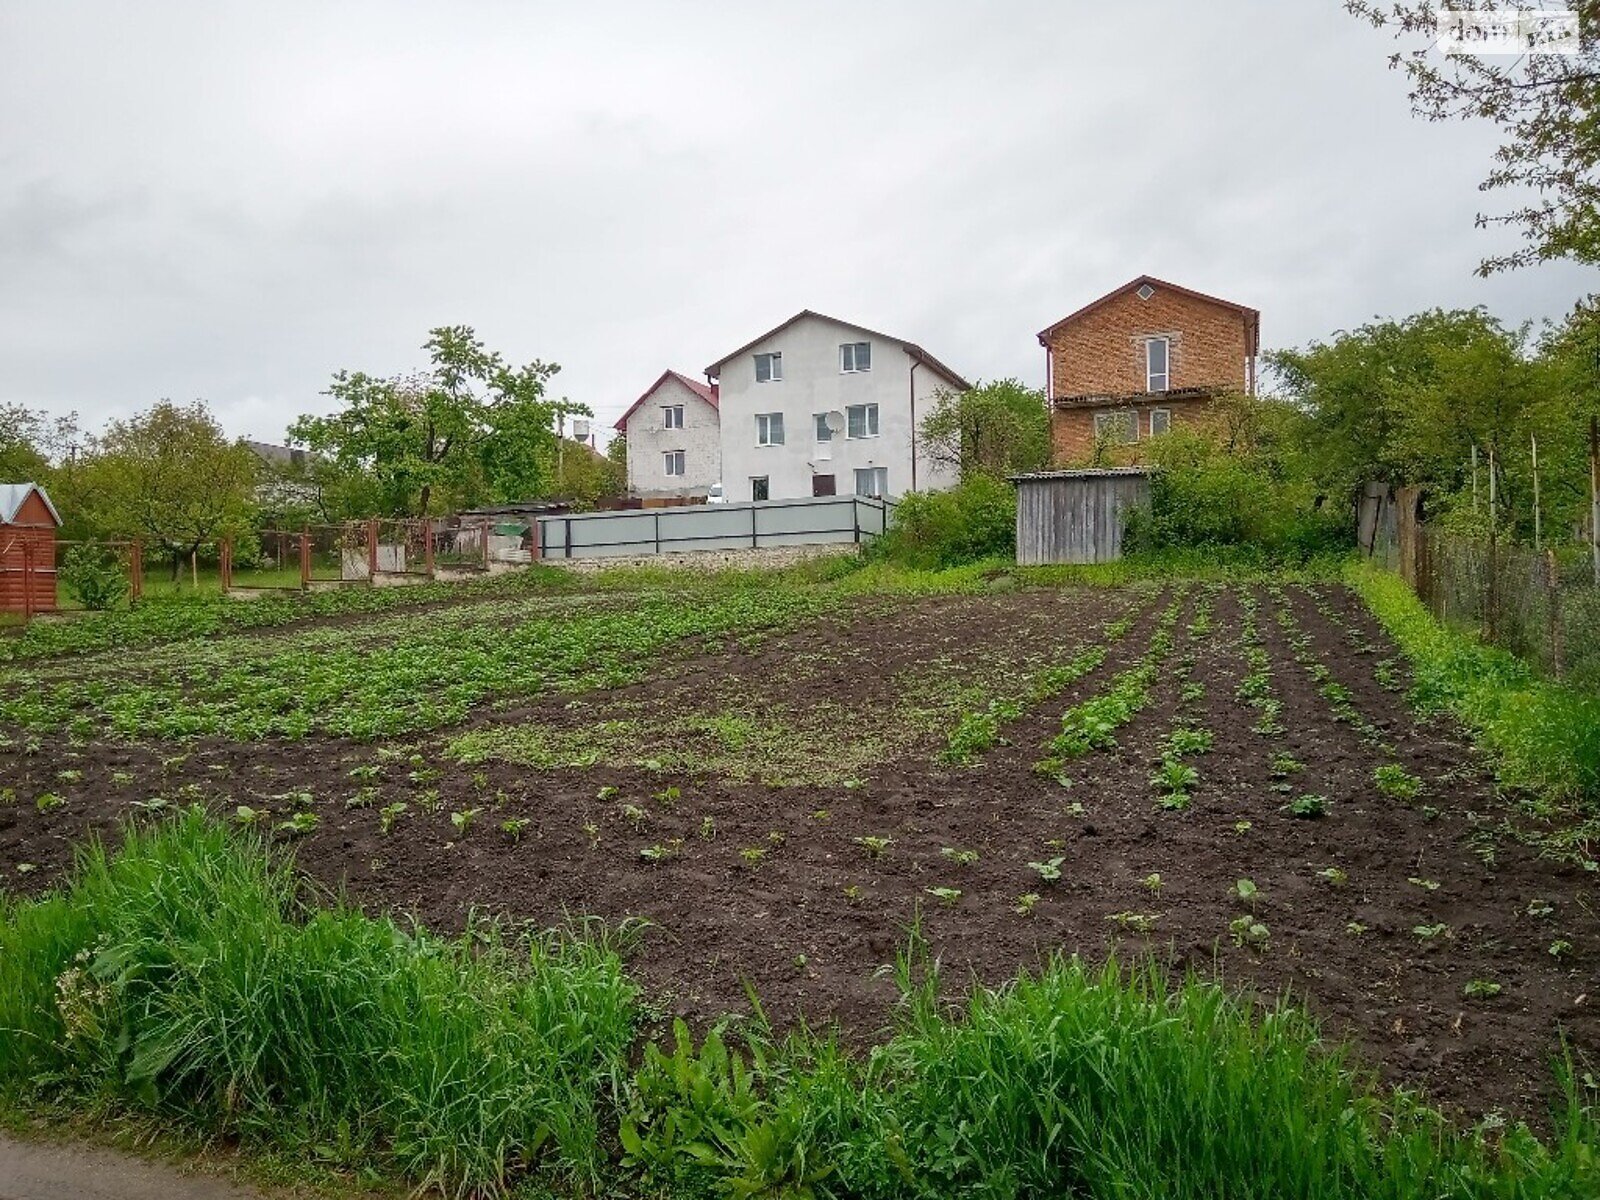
[{"x1": 1136, "y1": 284, "x2": 1155, "y2": 301}]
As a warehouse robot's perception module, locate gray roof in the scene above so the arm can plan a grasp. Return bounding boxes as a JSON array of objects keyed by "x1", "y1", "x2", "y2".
[
  {"x1": 0, "y1": 482, "x2": 61, "y2": 525},
  {"x1": 1007, "y1": 467, "x2": 1155, "y2": 482}
]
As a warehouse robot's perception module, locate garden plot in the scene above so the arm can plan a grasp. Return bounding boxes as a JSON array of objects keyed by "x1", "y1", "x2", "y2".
[{"x1": 0, "y1": 578, "x2": 1595, "y2": 1124}]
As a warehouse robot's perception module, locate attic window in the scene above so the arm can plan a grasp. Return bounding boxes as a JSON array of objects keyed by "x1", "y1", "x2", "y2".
[{"x1": 1136, "y1": 284, "x2": 1155, "y2": 301}]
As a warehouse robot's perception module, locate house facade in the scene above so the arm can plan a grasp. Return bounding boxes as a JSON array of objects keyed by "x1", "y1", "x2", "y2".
[
  {"x1": 615, "y1": 370, "x2": 721, "y2": 500},
  {"x1": 706, "y1": 310, "x2": 969, "y2": 503},
  {"x1": 1037, "y1": 276, "x2": 1259, "y2": 463}
]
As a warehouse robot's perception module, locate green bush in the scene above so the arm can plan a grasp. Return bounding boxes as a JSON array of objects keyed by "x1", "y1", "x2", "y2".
[
  {"x1": 1123, "y1": 458, "x2": 1349, "y2": 564},
  {"x1": 58, "y1": 541, "x2": 130, "y2": 610},
  {"x1": 0, "y1": 811, "x2": 638, "y2": 1192},
  {"x1": 873, "y1": 475, "x2": 1016, "y2": 569}
]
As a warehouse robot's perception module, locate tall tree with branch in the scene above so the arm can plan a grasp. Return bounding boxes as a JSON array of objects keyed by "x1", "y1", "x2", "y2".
[
  {"x1": 290, "y1": 326, "x2": 581, "y2": 516},
  {"x1": 80, "y1": 401, "x2": 259, "y2": 577},
  {"x1": 1347, "y1": 1, "x2": 1600, "y2": 273}
]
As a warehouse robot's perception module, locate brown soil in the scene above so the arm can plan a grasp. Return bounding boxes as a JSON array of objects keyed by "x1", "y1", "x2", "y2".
[{"x1": 1, "y1": 582, "x2": 1595, "y2": 1124}]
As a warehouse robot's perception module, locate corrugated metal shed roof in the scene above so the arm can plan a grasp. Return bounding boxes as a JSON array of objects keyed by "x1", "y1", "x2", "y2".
[
  {"x1": 0, "y1": 482, "x2": 61, "y2": 525},
  {"x1": 1008, "y1": 467, "x2": 1155, "y2": 483}
]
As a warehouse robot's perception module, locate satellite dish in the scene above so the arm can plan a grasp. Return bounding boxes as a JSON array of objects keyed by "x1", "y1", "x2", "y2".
[{"x1": 824, "y1": 411, "x2": 845, "y2": 434}]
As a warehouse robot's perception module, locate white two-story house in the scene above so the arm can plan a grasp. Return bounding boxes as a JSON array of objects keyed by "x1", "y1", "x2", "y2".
[
  {"x1": 705, "y1": 311, "x2": 969, "y2": 503},
  {"x1": 613, "y1": 370, "x2": 721, "y2": 500}
]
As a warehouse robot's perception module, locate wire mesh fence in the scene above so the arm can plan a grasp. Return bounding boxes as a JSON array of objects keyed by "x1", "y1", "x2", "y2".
[{"x1": 1416, "y1": 529, "x2": 1600, "y2": 691}]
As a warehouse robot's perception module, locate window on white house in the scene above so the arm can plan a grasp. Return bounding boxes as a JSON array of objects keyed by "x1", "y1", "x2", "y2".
[
  {"x1": 755, "y1": 352, "x2": 783, "y2": 383},
  {"x1": 751, "y1": 475, "x2": 770, "y2": 502},
  {"x1": 1145, "y1": 337, "x2": 1170, "y2": 392},
  {"x1": 853, "y1": 466, "x2": 888, "y2": 498},
  {"x1": 756, "y1": 412, "x2": 785, "y2": 446},
  {"x1": 840, "y1": 342, "x2": 871, "y2": 372},
  {"x1": 814, "y1": 413, "x2": 833, "y2": 441},
  {"x1": 846, "y1": 403, "x2": 879, "y2": 439},
  {"x1": 1149, "y1": 408, "x2": 1171, "y2": 437},
  {"x1": 1094, "y1": 410, "x2": 1138, "y2": 445},
  {"x1": 663, "y1": 450, "x2": 686, "y2": 476},
  {"x1": 662, "y1": 405, "x2": 684, "y2": 429}
]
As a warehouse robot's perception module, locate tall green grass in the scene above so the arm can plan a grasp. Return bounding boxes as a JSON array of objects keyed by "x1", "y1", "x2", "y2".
[
  {"x1": 3, "y1": 816, "x2": 1594, "y2": 1198},
  {"x1": 1348, "y1": 561, "x2": 1600, "y2": 806},
  {"x1": 0, "y1": 811, "x2": 637, "y2": 1193},
  {"x1": 624, "y1": 940, "x2": 1598, "y2": 1199}
]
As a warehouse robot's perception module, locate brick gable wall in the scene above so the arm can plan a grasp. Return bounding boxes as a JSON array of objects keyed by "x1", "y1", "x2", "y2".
[{"x1": 1044, "y1": 287, "x2": 1251, "y2": 399}]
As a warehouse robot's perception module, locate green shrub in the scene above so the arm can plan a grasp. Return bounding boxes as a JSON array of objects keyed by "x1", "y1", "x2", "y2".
[
  {"x1": 873, "y1": 475, "x2": 1016, "y2": 568},
  {"x1": 1124, "y1": 458, "x2": 1349, "y2": 563},
  {"x1": 58, "y1": 541, "x2": 130, "y2": 610},
  {"x1": 0, "y1": 811, "x2": 638, "y2": 1193}
]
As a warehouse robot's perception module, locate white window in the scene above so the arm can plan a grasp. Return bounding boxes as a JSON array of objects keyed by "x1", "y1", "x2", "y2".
[
  {"x1": 662, "y1": 405, "x2": 684, "y2": 429},
  {"x1": 755, "y1": 352, "x2": 783, "y2": 383},
  {"x1": 853, "y1": 466, "x2": 888, "y2": 497},
  {"x1": 756, "y1": 412, "x2": 785, "y2": 446},
  {"x1": 751, "y1": 475, "x2": 770, "y2": 502},
  {"x1": 840, "y1": 342, "x2": 872, "y2": 372},
  {"x1": 1149, "y1": 408, "x2": 1171, "y2": 437},
  {"x1": 814, "y1": 413, "x2": 833, "y2": 442},
  {"x1": 663, "y1": 450, "x2": 686, "y2": 477},
  {"x1": 846, "y1": 403, "x2": 879, "y2": 439},
  {"x1": 1094, "y1": 410, "x2": 1138, "y2": 445},
  {"x1": 1146, "y1": 337, "x2": 1170, "y2": 392}
]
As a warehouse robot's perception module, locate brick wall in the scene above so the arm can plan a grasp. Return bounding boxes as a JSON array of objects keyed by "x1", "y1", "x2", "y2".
[
  {"x1": 1051, "y1": 397, "x2": 1217, "y2": 464},
  {"x1": 1044, "y1": 285, "x2": 1251, "y2": 399}
]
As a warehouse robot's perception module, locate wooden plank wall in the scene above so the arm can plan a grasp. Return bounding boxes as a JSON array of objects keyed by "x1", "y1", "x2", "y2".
[{"x1": 1015, "y1": 475, "x2": 1151, "y2": 565}]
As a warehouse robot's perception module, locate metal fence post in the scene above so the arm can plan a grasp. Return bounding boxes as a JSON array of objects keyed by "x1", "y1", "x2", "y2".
[
  {"x1": 654, "y1": 511, "x2": 661, "y2": 555},
  {"x1": 300, "y1": 528, "x2": 311, "y2": 589},
  {"x1": 751, "y1": 504, "x2": 758, "y2": 549},
  {"x1": 482, "y1": 519, "x2": 491, "y2": 570},
  {"x1": 853, "y1": 499, "x2": 861, "y2": 544},
  {"x1": 368, "y1": 518, "x2": 379, "y2": 580},
  {"x1": 424, "y1": 521, "x2": 435, "y2": 579},
  {"x1": 130, "y1": 539, "x2": 143, "y2": 602}
]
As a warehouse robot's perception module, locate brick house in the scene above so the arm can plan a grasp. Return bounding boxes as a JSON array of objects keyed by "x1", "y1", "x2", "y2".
[{"x1": 1037, "y1": 276, "x2": 1259, "y2": 463}]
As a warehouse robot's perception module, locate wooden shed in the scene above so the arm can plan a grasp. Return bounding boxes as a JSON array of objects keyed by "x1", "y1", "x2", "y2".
[
  {"x1": 0, "y1": 483, "x2": 63, "y2": 615},
  {"x1": 1009, "y1": 467, "x2": 1152, "y2": 565}
]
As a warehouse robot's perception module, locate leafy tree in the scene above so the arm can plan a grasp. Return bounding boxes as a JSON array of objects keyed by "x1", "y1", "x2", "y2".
[
  {"x1": 289, "y1": 326, "x2": 582, "y2": 516},
  {"x1": 78, "y1": 401, "x2": 259, "y2": 577},
  {"x1": 919, "y1": 379, "x2": 1051, "y2": 480},
  {"x1": 1268, "y1": 309, "x2": 1533, "y2": 501},
  {"x1": 1347, "y1": 1, "x2": 1600, "y2": 273}
]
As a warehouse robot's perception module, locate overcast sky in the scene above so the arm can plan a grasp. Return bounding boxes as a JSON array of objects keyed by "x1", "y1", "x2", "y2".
[{"x1": 1, "y1": 1, "x2": 1592, "y2": 447}]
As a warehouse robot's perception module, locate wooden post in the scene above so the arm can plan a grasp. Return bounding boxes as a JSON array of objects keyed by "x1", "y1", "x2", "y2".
[
  {"x1": 130, "y1": 539, "x2": 143, "y2": 601},
  {"x1": 1485, "y1": 444, "x2": 1498, "y2": 643},
  {"x1": 368, "y1": 517, "x2": 379, "y2": 580},
  {"x1": 530, "y1": 517, "x2": 541, "y2": 561},
  {"x1": 300, "y1": 528, "x2": 311, "y2": 589},
  {"x1": 1590, "y1": 414, "x2": 1599, "y2": 587},
  {"x1": 191, "y1": 549, "x2": 199, "y2": 590},
  {"x1": 424, "y1": 521, "x2": 435, "y2": 579},
  {"x1": 1547, "y1": 549, "x2": 1564, "y2": 679},
  {"x1": 1531, "y1": 433, "x2": 1541, "y2": 551},
  {"x1": 220, "y1": 539, "x2": 232, "y2": 591},
  {"x1": 21, "y1": 539, "x2": 32, "y2": 622},
  {"x1": 482, "y1": 519, "x2": 490, "y2": 570}
]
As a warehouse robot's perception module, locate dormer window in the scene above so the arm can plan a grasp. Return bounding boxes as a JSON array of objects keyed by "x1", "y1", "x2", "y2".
[{"x1": 1145, "y1": 337, "x2": 1170, "y2": 392}]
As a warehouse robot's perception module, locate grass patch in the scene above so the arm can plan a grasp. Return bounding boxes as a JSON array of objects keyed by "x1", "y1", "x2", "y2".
[
  {"x1": 0, "y1": 810, "x2": 638, "y2": 1194},
  {"x1": 1347, "y1": 562, "x2": 1600, "y2": 807},
  {"x1": 2, "y1": 815, "x2": 1594, "y2": 1197}
]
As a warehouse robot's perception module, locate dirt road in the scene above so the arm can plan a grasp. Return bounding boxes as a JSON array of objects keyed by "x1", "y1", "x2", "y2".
[{"x1": 0, "y1": 1134, "x2": 266, "y2": 1200}]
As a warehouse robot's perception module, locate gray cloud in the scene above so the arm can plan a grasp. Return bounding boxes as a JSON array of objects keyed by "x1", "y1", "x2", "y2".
[{"x1": 1, "y1": 1, "x2": 1592, "y2": 446}]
